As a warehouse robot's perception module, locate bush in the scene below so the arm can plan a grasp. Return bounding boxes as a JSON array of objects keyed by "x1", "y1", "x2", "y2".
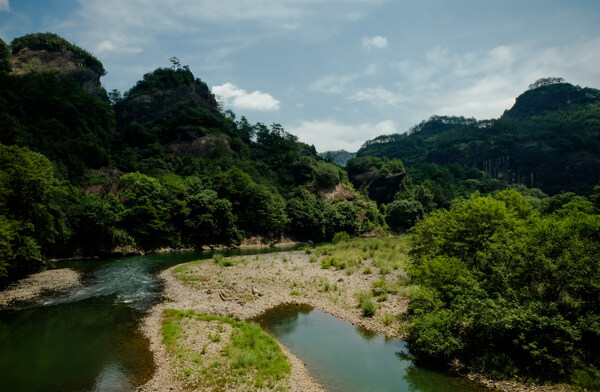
[
  {"x1": 315, "y1": 162, "x2": 340, "y2": 188},
  {"x1": 332, "y1": 231, "x2": 350, "y2": 243},
  {"x1": 385, "y1": 199, "x2": 424, "y2": 232},
  {"x1": 357, "y1": 290, "x2": 377, "y2": 317},
  {"x1": 405, "y1": 192, "x2": 600, "y2": 381}
]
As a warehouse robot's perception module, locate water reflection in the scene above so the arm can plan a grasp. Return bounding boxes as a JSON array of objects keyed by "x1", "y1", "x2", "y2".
[
  {"x1": 255, "y1": 304, "x2": 488, "y2": 392},
  {"x1": 93, "y1": 362, "x2": 132, "y2": 392}
]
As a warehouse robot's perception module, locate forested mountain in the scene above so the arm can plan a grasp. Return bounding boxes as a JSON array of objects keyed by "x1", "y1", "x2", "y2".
[
  {"x1": 0, "y1": 33, "x2": 383, "y2": 279},
  {"x1": 357, "y1": 78, "x2": 600, "y2": 195},
  {"x1": 1, "y1": 32, "x2": 599, "y2": 286},
  {"x1": 319, "y1": 149, "x2": 356, "y2": 166}
]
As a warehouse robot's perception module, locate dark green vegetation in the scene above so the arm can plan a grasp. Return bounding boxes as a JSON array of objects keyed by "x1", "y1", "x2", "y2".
[
  {"x1": 0, "y1": 33, "x2": 382, "y2": 280},
  {"x1": 162, "y1": 309, "x2": 290, "y2": 390},
  {"x1": 357, "y1": 78, "x2": 600, "y2": 195},
  {"x1": 405, "y1": 190, "x2": 600, "y2": 387}
]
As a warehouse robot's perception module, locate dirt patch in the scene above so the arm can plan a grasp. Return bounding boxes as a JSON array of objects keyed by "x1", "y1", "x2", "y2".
[
  {"x1": 82, "y1": 167, "x2": 124, "y2": 198},
  {"x1": 322, "y1": 184, "x2": 355, "y2": 201},
  {"x1": 0, "y1": 269, "x2": 82, "y2": 307},
  {"x1": 166, "y1": 134, "x2": 235, "y2": 159}
]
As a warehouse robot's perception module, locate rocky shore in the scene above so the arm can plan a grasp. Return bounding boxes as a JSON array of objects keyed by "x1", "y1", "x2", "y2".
[
  {"x1": 0, "y1": 268, "x2": 82, "y2": 307},
  {"x1": 139, "y1": 250, "x2": 408, "y2": 391}
]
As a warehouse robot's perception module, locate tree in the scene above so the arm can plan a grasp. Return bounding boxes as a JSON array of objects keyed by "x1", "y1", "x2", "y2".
[
  {"x1": 0, "y1": 145, "x2": 65, "y2": 274},
  {"x1": 528, "y1": 77, "x2": 565, "y2": 90},
  {"x1": 118, "y1": 172, "x2": 178, "y2": 249},
  {"x1": 108, "y1": 89, "x2": 123, "y2": 105},
  {"x1": 183, "y1": 189, "x2": 240, "y2": 246},
  {"x1": 384, "y1": 199, "x2": 424, "y2": 232},
  {"x1": 406, "y1": 191, "x2": 600, "y2": 382},
  {"x1": 0, "y1": 37, "x2": 11, "y2": 74},
  {"x1": 315, "y1": 162, "x2": 340, "y2": 188}
]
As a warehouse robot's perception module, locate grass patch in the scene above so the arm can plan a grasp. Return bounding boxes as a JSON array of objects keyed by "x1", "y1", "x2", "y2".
[
  {"x1": 214, "y1": 253, "x2": 235, "y2": 267},
  {"x1": 380, "y1": 313, "x2": 396, "y2": 326},
  {"x1": 162, "y1": 309, "x2": 290, "y2": 390},
  {"x1": 570, "y1": 368, "x2": 600, "y2": 389},
  {"x1": 315, "y1": 236, "x2": 410, "y2": 275},
  {"x1": 356, "y1": 290, "x2": 377, "y2": 317}
]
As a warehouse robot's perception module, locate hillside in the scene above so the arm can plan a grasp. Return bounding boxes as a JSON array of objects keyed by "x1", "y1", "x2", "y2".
[
  {"x1": 357, "y1": 79, "x2": 600, "y2": 195},
  {"x1": 0, "y1": 33, "x2": 384, "y2": 279}
]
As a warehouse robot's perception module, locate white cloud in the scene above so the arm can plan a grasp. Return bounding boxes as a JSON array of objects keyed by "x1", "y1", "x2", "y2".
[
  {"x1": 349, "y1": 86, "x2": 405, "y2": 107},
  {"x1": 289, "y1": 119, "x2": 397, "y2": 152},
  {"x1": 212, "y1": 82, "x2": 280, "y2": 111},
  {"x1": 389, "y1": 40, "x2": 600, "y2": 121},
  {"x1": 309, "y1": 73, "x2": 359, "y2": 94},
  {"x1": 0, "y1": 0, "x2": 9, "y2": 12},
  {"x1": 362, "y1": 35, "x2": 388, "y2": 50},
  {"x1": 95, "y1": 40, "x2": 142, "y2": 54}
]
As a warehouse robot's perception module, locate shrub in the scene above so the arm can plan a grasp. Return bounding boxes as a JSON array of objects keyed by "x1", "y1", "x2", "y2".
[
  {"x1": 332, "y1": 231, "x2": 351, "y2": 243},
  {"x1": 357, "y1": 290, "x2": 377, "y2": 317}
]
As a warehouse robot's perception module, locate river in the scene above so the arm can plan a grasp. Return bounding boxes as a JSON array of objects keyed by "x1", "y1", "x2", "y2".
[{"x1": 1, "y1": 249, "x2": 487, "y2": 392}]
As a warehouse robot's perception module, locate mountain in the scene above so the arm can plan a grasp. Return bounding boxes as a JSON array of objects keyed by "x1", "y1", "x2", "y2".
[
  {"x1": 357, "y1": 79, "x2": 600, "y2": 194},
  {"x1": 0, "y1": 33, "x2": 384, "y2": 278},
  {"x1": 318, "y1": 150, "x2": 356, "y2": 166}
]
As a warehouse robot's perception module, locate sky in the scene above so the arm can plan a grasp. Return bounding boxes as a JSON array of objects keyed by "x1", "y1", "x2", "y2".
[{"x1": 1, "y1": 0, "x2": 599, "y2": 152}]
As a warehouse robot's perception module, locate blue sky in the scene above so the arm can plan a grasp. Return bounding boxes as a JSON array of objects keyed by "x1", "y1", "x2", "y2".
[{"x1": 1, "y1": 0, "x2": 599, "y2": 152}]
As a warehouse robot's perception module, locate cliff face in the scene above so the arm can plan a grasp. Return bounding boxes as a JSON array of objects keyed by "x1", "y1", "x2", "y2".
[
  {"x1": 11, "y1": 48, "x2": 102, "y2": 94},
  {"x1": 427, "y1": 143, "x2": 600, "y2": 193}
]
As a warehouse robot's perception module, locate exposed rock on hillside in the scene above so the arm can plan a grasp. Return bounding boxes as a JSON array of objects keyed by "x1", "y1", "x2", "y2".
[
  {"x1": 82, "y1": 168, "x2": 124, "y2": 198},
  {"x1": 11, "y1": 48, "x2": 102, "y2": 94},
  {"x1": 165, "y1": 134, "x2": 235, "y2": 158}
]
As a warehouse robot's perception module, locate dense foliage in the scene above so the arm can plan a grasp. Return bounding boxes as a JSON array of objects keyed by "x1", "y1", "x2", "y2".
[
  {"x1": 0, "y1": 72, "x2": 115, "y2": 181},
  {"x1": 405, "y1": 190, "x2": 600, "y2": 384},
  {"x1": 0, "y1": 35, "x2": 385, "y2": 279},
  {"x1": 123, "y1": 63, "x2": 202, "y2": 99},
  {"x1": 0, "y1": 38, "x2": 10, "y2": 74}
]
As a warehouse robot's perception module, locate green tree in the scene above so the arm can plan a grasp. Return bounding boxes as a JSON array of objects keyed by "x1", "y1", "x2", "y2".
[
  {"x1": 0, "y1": 37, "x2": 11, "y2": 74},
  {"x1": 118, "y1": 172, "x2": 179, "y2": 249},
  {"x1": 0, "y1": 145, "x2": 66, "y2": 275},
  {"x1": 384, "y1": 199, "x2": 424, "y2": 232},
  {"x1": 315, "y1": 162, "x2": 340, "y2": 188},
  {"x1": 406, "y1": 192, "x2": 600, "y2": 381},
  {"x1": 183, "y1": 189, "x2": 240, "y2": 246}
]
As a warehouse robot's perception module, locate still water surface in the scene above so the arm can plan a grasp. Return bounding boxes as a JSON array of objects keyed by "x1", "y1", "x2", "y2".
[{"x1": 256, "y1": 304, "x2": 488, "y2": 392}]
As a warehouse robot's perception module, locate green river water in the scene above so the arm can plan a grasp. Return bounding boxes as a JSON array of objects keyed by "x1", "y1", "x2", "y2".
[{"x1": 0, "y1": 250, "x2": 488, "y2": 392}]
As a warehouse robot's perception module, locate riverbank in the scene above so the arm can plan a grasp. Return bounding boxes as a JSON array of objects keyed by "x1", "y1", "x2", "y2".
[
  {"x1": 140, "y1": 249, "x2": 580, "y2": 392},
  {"x1": 139, "y1": 249, "x2": 408, "y2": 391},
  {"x1": 0, "y1": 268, "x2": 82, "y2": 307}
]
